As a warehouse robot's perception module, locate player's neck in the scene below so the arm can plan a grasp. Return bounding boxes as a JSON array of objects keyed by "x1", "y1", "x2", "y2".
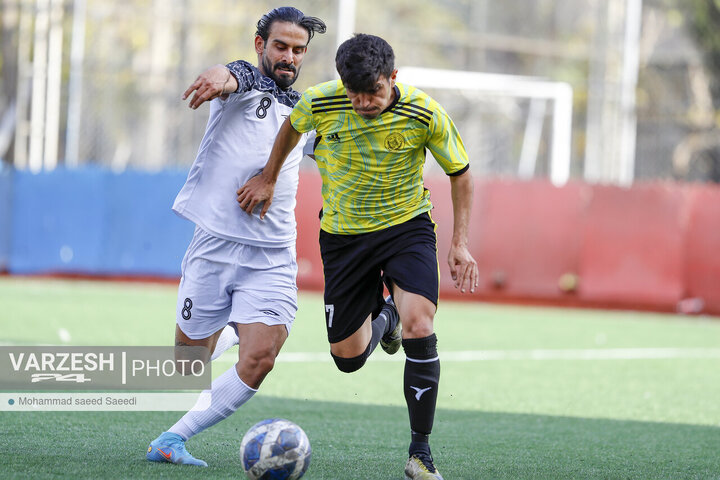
[{"x1": 381, "y1": 85, "x2": 400, "y2": 114}]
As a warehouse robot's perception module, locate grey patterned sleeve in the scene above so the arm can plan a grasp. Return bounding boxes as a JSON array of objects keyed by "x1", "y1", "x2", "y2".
[
  {"x1": 225, "y1": 60, "x2": 257, "y2": 94},
  {"x1": 223, "y1": 59, "x2": 300, "y2": 108}
]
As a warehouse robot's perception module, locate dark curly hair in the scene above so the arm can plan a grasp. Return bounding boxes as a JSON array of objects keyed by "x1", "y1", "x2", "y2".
[
  {"x1": 335, "y1": 34, "x2": 395, "y2": 93},
  {"x1": 255, "y1": 7, "x2": 327, "y2": 44}
]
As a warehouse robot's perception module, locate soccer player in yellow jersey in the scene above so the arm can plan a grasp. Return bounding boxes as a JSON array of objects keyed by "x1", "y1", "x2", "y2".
[{"x1": 237, "y1": 33, "x2": 478, "y2": 480}]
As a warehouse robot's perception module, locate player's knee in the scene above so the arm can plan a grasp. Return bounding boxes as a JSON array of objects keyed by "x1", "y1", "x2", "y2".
[
  {"x1": 235, "y1": 355, "x2": 276, "y2": 389},
  {"x1": 331, "y1": 339, "x2": 373, "y2": 373},
  {"x1": 397, "y1": 299, "x2": 436, "y2": 338},
  {"x1": 239, "y1": 349, "x2": 278, "y2": 376},
  {"x1": 255, "y1": 355, "x2": 277, "y2": 376},
  {"x1": 331, "y1": 351, "x2": 367, "y2": 373},
  {"x1": 401, "y1": 319, "x2": 434, "y2": 339}
]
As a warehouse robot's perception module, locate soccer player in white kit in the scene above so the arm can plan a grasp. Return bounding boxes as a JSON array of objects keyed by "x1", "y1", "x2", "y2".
[{"x1": 146, "y1": 7, "x2": 326, "y2": 467}]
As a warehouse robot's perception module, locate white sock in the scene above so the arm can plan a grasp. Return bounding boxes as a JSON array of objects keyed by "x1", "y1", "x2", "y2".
[
  {"x1": 211, "y1": 325, "x2": 239, "y2": 361},
  {"x1": 168, "y1": 365, "x2": 257, "y2": 440}
]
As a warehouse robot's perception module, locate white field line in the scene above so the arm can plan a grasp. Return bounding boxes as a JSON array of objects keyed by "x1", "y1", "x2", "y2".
[
  {"x1": 1, "y1": 342, "x2": 718, "y2": 362},
  {"x1": 273, "y1": 348, "x2": 720, "y2": 363}
]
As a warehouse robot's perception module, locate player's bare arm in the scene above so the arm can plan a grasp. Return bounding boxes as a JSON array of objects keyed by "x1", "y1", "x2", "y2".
[
  {"x1": 182, "y1": 64, "x2": 239, "y2": 110},
  {"x1": 448, "y1": 170, "x2": 478, "y2": 293},
  {"x1": 236, "y1": 117, "x2": 303, "y2": 218}
]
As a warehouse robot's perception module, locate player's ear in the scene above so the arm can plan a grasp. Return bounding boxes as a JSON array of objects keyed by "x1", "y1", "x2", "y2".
[
  {"x1": 389, "y1": 69, "x2": 398, "y2": 85},
  {"x1": 254, "y1": 35, "x2": 265, "y2": 55}
]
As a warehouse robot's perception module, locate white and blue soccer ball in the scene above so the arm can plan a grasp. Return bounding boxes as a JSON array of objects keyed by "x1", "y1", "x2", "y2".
[{"x1": 239, "y1": 418, "x2": 312, "y2": 480}]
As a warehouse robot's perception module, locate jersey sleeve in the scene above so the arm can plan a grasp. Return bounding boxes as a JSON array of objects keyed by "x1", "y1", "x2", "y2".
[
  {"x1": 302, "y1": 130, "x2": 317, "y2": 156},
  {"x1": 426, "y1": 104, "x2": 470, "y2": 175},
  {"x1": 289, "y1": 89, "x2": 316, "y2": 133},
  {"x1": 225, "y1": 60, "x2": 258, "y2": 94}
]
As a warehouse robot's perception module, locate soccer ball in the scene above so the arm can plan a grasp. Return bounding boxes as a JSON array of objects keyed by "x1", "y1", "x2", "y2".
[{"x1": 239, "y1": 418, "x2": 311, "y2": 480}]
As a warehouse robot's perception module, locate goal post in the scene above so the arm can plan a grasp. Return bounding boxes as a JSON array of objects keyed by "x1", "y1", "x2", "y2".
[{"x1": 396, "y1": 67, "x2": 573, "y2": 186}]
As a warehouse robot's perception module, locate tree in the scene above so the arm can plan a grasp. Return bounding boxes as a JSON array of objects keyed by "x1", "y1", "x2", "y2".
[
  {"x1": 684, "y1": 0, "x2": 720, "y2": 103},
  {"x1": 672, "y1": 0, "x2": 720, "y2": 182}
]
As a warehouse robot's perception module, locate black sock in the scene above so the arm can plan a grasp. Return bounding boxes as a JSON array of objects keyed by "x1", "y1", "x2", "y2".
[
  {"x1": 409, "y1": 439, "x2": 431, "y2": 458},
  {"x1": 368, "y1": 300, "x2": 398, "y2": 354},
  {"x1": 368, "y1": 315, "x2": 385, "y2": 354},
  {"x1": 403, "y1": 334, "x2": 440, "y2": 454},
  {"x1": 379, "y1": 300, "x2": 399, "y2": 336}
]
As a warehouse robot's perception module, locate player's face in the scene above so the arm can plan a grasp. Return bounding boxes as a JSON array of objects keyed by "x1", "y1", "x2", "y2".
[
  {"x1": 256, "y1": 21, "x2": 309, "y2": 89},
  {"x1": 345, "y1": 70, "x2": 398, "y2": 119}
]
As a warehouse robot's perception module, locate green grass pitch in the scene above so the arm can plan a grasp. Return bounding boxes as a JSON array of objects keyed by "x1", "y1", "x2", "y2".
[{"x1": 1, "y1": 277, "x2": 719, "y2": 479}]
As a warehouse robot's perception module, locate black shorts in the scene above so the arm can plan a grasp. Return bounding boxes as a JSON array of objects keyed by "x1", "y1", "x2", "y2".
[{"x1": 319, "y1": 212, "x2": 439, "y2": 343}]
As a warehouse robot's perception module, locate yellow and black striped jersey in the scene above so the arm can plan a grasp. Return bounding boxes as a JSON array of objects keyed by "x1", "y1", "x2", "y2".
[{"x1": 290, "y1": 79, "x2": 469, "y2": 234}]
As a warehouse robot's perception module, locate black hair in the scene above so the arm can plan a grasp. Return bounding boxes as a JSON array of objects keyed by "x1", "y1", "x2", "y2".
[
  {"x1": 335, "y1": 34, "x2": 395, "y2": 93},
  {"x1": 255, "y1": 7, "x2": 327, "y2": 44}
]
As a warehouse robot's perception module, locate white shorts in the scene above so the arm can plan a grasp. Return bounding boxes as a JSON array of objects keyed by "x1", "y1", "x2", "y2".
[{"x1": 176, "y1": 227, "x2": 298, "y2": 339}]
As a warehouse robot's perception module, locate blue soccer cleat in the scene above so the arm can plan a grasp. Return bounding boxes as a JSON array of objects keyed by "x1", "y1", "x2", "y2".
[{"x1": 146, "y1": 432, "x2": 207, "y2": 467}]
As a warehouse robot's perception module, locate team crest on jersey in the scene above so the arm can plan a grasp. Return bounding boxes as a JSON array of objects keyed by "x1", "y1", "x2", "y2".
[{"x1": 384, "y1": 132, "x2": 405, "y2": 151}]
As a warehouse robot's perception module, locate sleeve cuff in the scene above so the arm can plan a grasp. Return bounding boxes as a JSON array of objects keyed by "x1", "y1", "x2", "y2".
[{"x1": 447, "y1": 164, "x2": 469, "y2": 176}]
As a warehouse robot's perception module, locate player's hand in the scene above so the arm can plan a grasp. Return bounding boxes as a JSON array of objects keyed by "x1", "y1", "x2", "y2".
[
  {"x1": 236, "y1": 174, "x2": 275, "y2": 219},
  {"x1": 182, "y1": 64, "x2": 233, "y2": 109},
  {"x1": 448, "y1": 244, "x2": 478, "y2": 293}
]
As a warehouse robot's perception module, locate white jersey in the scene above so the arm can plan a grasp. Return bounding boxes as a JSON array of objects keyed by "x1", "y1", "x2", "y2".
[{"x1": 173, "y1": 60, "x2": 309, "y2": 248}]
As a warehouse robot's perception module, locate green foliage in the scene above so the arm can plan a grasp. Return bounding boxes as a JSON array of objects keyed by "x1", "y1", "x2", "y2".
[{"x1": 683, "y1": 0, "x2": 720, "y2": 103}]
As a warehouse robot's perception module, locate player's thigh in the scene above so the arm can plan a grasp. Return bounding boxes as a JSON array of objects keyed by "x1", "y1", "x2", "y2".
[
  {"x1": 176, "y1": 228, "x2": 235, "y2": 340},
  {"x1": 229, "y1": 245, "x2": 299, "y2": 333},
  {"x1": 320, "y1": 229, "x2": 385, "y2": 344},
  {"x1": 383, "y1": 213, "x2": 440, "y2": 309}
]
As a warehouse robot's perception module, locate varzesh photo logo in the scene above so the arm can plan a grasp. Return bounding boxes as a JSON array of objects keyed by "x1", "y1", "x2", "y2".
[{"x1": 0, "y1": 346, "x2": 211, "y2": 391}]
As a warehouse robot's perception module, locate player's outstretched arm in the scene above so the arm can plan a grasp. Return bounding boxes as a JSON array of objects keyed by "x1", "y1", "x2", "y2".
[
  {"x1": 236, "y1": 117, "x2": 303, "y2": 219},
  {"x1": 182, "y1": 64, "x2": 239, "y2": 109},
  {"x1": 448, "y1": 170, "x2": 478, "y2": 293}
]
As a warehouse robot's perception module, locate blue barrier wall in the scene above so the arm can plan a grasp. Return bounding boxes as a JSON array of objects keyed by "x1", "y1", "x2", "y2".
[
  {"x1": 8, "y1": 167, "x2": 194, "y2": 276},
  {"x1": 0, "y1": 165, "x2": 11, "y2": 270}
]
